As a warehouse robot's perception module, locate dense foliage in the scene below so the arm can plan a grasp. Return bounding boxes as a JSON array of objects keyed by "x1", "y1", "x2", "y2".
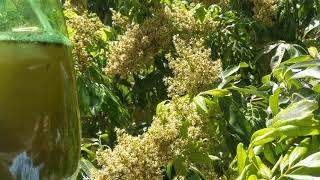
[{"x1": 64, "y1": 0, "x2": 320, "y2": 179}]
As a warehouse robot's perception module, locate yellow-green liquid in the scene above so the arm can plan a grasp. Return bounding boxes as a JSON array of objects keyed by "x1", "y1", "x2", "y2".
[{"x1": 0, "y1": 41, "x2": 80, "y2": 179}]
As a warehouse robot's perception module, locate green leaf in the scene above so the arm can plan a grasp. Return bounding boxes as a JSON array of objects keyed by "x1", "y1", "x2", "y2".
[
  {"x1": 63, "y1": 9, "x2": 79, "y2": 19},
  {"x1": 156, "y1": 100, "x2": 170, "y2": 122},
  {"x1": 237, "y1": 164, "x2": 256, "y2": 180},
  {"x1": 272, "y1": 100, "x2": 318, "y2": 128},
  {"x1": 253, "y1": 145, "x2": 264, "y2": 156},
  {"x1": 287, "y1": 44, "x2": 304, "y2": 58},
  {"x1": 271, "y1": 43, "x2": 288, "y2": 69},
  {"x1": 156, "y1": 100, "x2": 170, "y2": 114},
  {"x1": 288, "y1": 60, "x2": 320, "y2": 70},
  {"x1": 247, "y1": 175, "x2": 257, "y2": 180},
  {"x1": 278, "y1": 125, "x2": 320, "y2": 137},
  {"x1": 288, "y1": 138, "x2": 311, "y2": 167},
  {"x1": 280, "y1": 154, "x2": 289, "y2": 174},
  {"x1": 308, "y1": 47, "x2": 319, "y2": 58},
  {"x1": 311, "y1": 136, "x2": 320, "y2": 153},
  {"x1": 237, "y1": 143, "x2": 247, "y2": 174},
  {"x1": 262, "y1": 74, "x2": 271, "y2": 84},
  {"x1": 293, "y1": 151, "x2": 320, "y2": 169},
  {"x1": 251, "y1": 128, "x2": 278, "y2": 146},
  {"x1": 251, "y1": 156, "x2": 272, "y2": 179},
  {"x1": 255, "y1": 42, "x2": 281, "y2": 61},
  {"x1": 273, "y1": 67, "x2": 303, "y2": 89},
  {"x1": 193, "y1": 96, "x2": 209, "y2": 114},
  {"x1": 229, "y1": 86, "x2": 268, "y2": 100},
  {"x1": 194, "y1": 4, "x2": 206, "y2": 22},
  {"x1": 280, "y1": 55, "x2": 313, "y2": 66},
  {"x1": 269, "y1": 86, "x2": 281, "y2": 115},
  {"x1": 272, "y1": 155, "x2": 283, "y2": 173},
  {"x1": 174, "y1": 158, "x2": 188, "y2": 176},
  {"x1": 160, "y1": 0, "x2": 172, "y2": 5},
  {"x1": 199, "y1": 89, "x2": 231, "y2": 97},
  {"x1": 78, "y1": 78, "x2": 90, "y2": 113},
  {"x1": 166, "y1": 161, "x2": 173, "y2": 179},
  {"x1": 264, "y1": 143, "x2": 277, "y2": 165},
  {"x1": 313, "y1": 84, "x2": 320, "y2": 93},
  {"x1": 208, "y1": 155, "x2": 221, "y2": 161},
  {"x1": 81, "y1": 147, "x2": 96, "y2": 159},
  {"x1": 276, "y1": 118, "x2": 319, "y2": 129},
  {"x1": 222, "y1": 62, "x2": 249, "y2": 80},
  {"x1": 99, "y1": 133, "x2": 109, "y2": 140},
  {"x1": 188, "y1": 152, "x2": 212, "y2": 164},
  {"x1": 291, "y1": 67, "x2": 320, "y2": 79},
  {"x1": 189, "y1": 165, "x2": 206, "y2": 179},
  {"x1": 304, "y1": 16, "x2": 320, "y2": 38},
  {"x1": 285, "y1": 166, "x2": 320, "y2": 180},
  {"x1": 268, "y1": 43, "x2": 304, "y2": 69},
  {"x1": 196, "y1": 89, "x2": 230, "y2": 115},
  {"x1": 218, "y1": 75, "x2": 241, "y2": 89},
  {"x1": 96, "y1": 29, "x2": 109, "y2": 42},
  {"x1": 79, "y1": 158, "x2": 97, "y2": 178},
  {"x1": 228, "y1": 103, "x2": 251, "y2": 141}
]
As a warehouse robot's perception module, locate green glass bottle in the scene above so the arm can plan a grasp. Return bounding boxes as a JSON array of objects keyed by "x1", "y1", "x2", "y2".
[{"x1": 0, "y1": 0, "x2": 80, "y2": 179}]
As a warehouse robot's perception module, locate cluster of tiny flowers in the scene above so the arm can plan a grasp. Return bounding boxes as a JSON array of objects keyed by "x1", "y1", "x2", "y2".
[
  {"x1": 111, "y1": 10, "x2": 130, "y2": 29},
  {"x1": 92, "y1": 97, "x2": 215, "y2": 180},
  {"x1": 92, "y1": 125, "x2": 175, "y2": 179},
  {"x1": 251, "y1": 0, "x2": 278, "y2": 27},
  {"x1": 105, "y1": 2, "x2": 217, "y2": 77},
  {"x1": 175, "y1": 176, "x2": 186, "y2": 180},
  {"x1": 105, "y1": 12, "x2": 172, "y2": 77},
  {"x1": 63, "y1": 0, "x2": 86, "y2": 14},
  {"x1": 192, "y1": 0, "x2": 229, "y2": 8},
  {"x1": 65, "y1": 9, "x2": 105, "y2": 71},
  {"x1": 165, "y1": 2, "x2": 215, "y2": 34},
  {"x1": 165, "y1": 36, "x2": 222, "y2": 97}
]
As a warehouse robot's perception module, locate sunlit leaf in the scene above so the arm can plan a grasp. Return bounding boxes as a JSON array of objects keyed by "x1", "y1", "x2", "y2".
[
  {"x1": 237, "y1": 164, "x2": 256, "y2": 180},
  {"x1": 288, "y1": 138, "x2": 310, "y2": 167},
  {"x1": 193, "y1": 96, "x2": 209, "y2": 114},
  {"x1": 251, "y1": 156, "x2": 272, "y2": 179},
  {"x1": 251, "y1": 128, "x2": 278, "y2": 146},
  {"x1": 291, "y1": 67, "x2": 320, "y2": 79},
  {"x1": 280, "y1": 154, "x2": 289, "y2": 174},
  {"x1": 304, "y1": 16, "x2": 320, "y2": 38},
  {"x1": 237, "y1": 143, "x2": 247, "y2": 174},
  {"x1": 285, "y1": 167, "x2": 320, "y2": 180},
  {"x1": 308, "y1": 47, "x2": 319, "y2": 58},
  {"x1": 278, "y1": 125, "x2": 320, "y2": 137},
  {"x1": 293, "y1": 151, "x2": 320, "y2": 169},
  {"x1": 313, "y1": 84, "x2": 320, "y2": 93},
  {"x1": 280, "y1": 55, "x2": 313, "y2": 66},
  {"x1": 269, "y1": 86, "x2": 281, "y2": 115},
  {"x1": 272, "y1": 100, "x2": 318, "y2": 128}
]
